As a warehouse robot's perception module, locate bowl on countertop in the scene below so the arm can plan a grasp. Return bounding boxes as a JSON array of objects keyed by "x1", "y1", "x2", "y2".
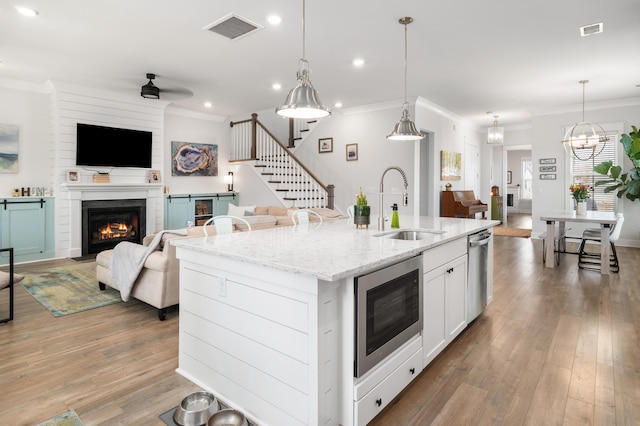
[
  {"x1": 207, "y1": 408, "x2": 248, "y2": 426},
  {"x1": 173, "y1": 391, "x2": 219, "y2": 426}
]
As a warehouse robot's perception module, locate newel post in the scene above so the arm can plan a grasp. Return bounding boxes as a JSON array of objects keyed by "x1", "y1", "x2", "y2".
[
  {"x1": 327, "y1": 184, "x2": 335, "y2": 210},
  {"x1": 288, "y1": 118, "x2": 295, "y2": 148},
  {"x1": 250, "y1": 113, "x2": 258, "y2": 160}
]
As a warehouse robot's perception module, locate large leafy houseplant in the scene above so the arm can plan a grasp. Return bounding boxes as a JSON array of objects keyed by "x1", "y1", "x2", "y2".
[{"x1": 594, "y1": 125, "x2": 640, "y2": 201}]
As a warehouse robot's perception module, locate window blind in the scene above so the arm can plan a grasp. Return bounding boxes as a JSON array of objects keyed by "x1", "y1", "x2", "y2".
[{"x1": 570, "y1": 133, "x2": 617, "y2": 211}]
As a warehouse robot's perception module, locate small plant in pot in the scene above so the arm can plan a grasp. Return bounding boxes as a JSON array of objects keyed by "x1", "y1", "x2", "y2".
[
  {"x1": 594, "y1": 125, "x2": 640, "y2": 201},
  {"x1": 354, "y1": 188, "x2": 371, "y2": 228}
]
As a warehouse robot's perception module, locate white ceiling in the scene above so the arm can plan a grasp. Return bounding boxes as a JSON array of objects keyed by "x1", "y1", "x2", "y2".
[{"x1": 1, "y1": 0, "x2": 639, "y2": 127}]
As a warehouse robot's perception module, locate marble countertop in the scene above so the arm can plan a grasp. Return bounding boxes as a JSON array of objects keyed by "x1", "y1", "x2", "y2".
[{"x1": 172, "y1": 216, "x2": 499, "y2": 281}]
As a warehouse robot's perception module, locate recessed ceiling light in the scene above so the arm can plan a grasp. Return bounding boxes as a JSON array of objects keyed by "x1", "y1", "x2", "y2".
[
  {"x1": 272, "y1": 83, "x2": 282, "y2": 90},
  {"x1": 334, "y1": 102, "x2": 343, "y2": 108},
  {"x1": 15, "y1": 6, "x2": 39, "y2": 17},
  {"x1": 352, "y1": 58, "x2": 365, "y2": 67},
  {"x1": 267, "y1": 15, "x2": 282, "y2": 25},
  {"x1": 204, "y1": 102, "x2": 212, "y2": 108}
]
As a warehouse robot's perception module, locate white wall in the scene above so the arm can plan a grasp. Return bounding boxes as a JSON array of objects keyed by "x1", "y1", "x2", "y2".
[
  {"x1": 0, "y1": 85, "x2": 50, "y2": 194},
  {"x1": 530, "y1": 103, "x2": 640, "y2": 247},
  {"x1": 163, "y1": 111, "x2": 230, "y2": 195}
]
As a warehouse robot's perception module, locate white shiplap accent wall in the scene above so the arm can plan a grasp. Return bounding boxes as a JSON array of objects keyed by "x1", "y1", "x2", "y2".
[{"x1": 50, "y1": 82, "x2": 168, "y2": 258}]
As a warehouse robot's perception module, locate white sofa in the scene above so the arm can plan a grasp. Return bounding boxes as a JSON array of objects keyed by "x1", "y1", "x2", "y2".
[{"x1": 96, "y1": 206, "x2": 345, "y2": 320}]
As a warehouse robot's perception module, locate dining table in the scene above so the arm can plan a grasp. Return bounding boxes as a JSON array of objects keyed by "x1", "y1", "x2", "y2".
[{"x1": 540, "y1": 210, "x2": 618, "y2": 275}]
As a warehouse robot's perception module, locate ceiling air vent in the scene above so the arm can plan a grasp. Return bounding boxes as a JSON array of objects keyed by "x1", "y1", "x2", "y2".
[
  {"x1": 203, "y1": 14, "x2": 263, "y2": 41},
  {"x1": 580, "y1": 22, "x2": 603, "y2": 37}
]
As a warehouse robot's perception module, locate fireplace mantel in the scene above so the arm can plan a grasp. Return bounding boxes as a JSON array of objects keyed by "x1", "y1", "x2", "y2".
[
  {"x1": 62, "y1": 183, "x2": 164, "y2": 258},
  {"x1": 64, "y1": 183, "x2": 164, "y2": 192}
]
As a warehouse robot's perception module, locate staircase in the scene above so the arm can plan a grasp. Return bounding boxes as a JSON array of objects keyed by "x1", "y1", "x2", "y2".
[
  {"x1": 230, "y1": 113, "x2": 334, "y2": 209},
  {"x1": 287, "y1": 118, "x2": 318, "y2": 148}
]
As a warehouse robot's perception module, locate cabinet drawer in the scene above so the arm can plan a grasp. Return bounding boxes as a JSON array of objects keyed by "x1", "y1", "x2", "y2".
[
  {"x1": 355, "y1": 347, "x2": 423, "y2": 426},
  {"x1": 423, "y1": 237, "x2": 466, "y2": 272}
]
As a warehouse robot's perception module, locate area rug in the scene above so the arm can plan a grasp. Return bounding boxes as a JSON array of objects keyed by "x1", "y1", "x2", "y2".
[
  {"x1": 493, "y1": 226, "x2": 532, "y2": 238},
  {"x1": 36, "y1": 409, "x2": 84, "y2": 426},
  {"x1": 21, "y1": 262, "x2": 122, "y2": 317}
]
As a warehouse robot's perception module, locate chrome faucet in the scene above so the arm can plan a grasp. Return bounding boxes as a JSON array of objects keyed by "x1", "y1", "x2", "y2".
[{"x1": 378, "y1": 166, "x2": 409, "y2": 231}]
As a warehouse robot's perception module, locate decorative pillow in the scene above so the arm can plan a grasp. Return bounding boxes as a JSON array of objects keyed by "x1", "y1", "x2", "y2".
[
  {"x1": 227, "y1": 204, "x2": 256, "y2": 217},
  {"x1": 254, "y1": 206, "x2": 269, "y2": 215},
  {"x1": 244, "y1": 210, "x2": 257, "y2": 216},
  {"x1": 0, "y1": 271, "x2": 25, "y2": 290}
]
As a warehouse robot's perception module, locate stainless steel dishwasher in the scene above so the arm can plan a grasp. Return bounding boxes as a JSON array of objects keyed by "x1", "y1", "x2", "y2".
[{"x1": 467, "y1": 230, "x2": 491, "y2": 322}]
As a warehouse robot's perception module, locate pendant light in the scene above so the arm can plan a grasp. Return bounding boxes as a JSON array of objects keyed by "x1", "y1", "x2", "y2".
[
  {"x1": 387, "y1": 17, "x2": 423, "y2": 141},
  {"x1": 276, "y1": 0, "x2": 330, "y2": 119},
  {"x1": 561, "y1": 80, "x2": 607, "y2": 161},
  {"x1": 487, "y1": 113, "x2": 504, "y2": 144}
]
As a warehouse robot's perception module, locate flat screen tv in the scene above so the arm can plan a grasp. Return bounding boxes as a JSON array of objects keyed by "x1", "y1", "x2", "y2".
[{"x1": 76, "y1": 123, "x2": 153, "y2": 168}]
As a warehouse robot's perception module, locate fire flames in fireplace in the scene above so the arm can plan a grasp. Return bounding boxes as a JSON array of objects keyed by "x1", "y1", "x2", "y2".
[{"x1": 97, "y1": 221, "x2": 137, "y2": 241}]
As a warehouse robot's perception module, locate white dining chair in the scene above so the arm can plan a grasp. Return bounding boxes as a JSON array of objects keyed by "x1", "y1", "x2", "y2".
[
  {"x1": 291, "y1": 209, "x2": 323, "y2": 226},
  {"x1": 203, "y1": 215, "x2": 252, "y2": 237},
  {"x1": 578, "y1": 212, "x2": 624, "y2": 272}
]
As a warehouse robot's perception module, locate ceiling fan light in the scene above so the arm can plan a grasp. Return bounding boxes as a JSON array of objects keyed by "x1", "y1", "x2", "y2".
[
  {"x1": 387, "y1": 107, "x2": 423, "y2": 140},
  {"x1": 141, "y1": 74, "x2": 160, "y2": 99}
]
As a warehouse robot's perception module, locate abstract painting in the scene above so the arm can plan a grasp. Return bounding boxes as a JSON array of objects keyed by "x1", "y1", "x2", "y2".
[
  {"x1": 440, "y1": 150, "x2": 462, "y2": 181},
  {"x1": 171, "y1": 141, "x2": 218, "y2": 176},
  {"x1": 0, "y1": 123, "x2": 19, "y2": 174}
]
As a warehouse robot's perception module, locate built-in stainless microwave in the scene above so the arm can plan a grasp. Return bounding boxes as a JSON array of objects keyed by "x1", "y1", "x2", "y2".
[{"x1": 354, "y1": 255, "x2": 423, "y2": 377}]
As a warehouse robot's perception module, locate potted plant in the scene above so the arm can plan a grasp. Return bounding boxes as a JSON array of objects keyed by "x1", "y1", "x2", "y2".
[
  {"x1": 569, "y1": 183, "x2": 590, "y2": 215},
  {"x1": 354, "y1": 188, "x2": 370, "y2": 228},
  {"x1": 594, "y1": 125, "x2": 640, "y2": 201}
]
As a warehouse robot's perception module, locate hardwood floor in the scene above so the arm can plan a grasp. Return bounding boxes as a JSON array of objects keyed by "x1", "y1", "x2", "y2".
[{"x1": 1, "y1": 238, "x2": 639, "y2": 425}]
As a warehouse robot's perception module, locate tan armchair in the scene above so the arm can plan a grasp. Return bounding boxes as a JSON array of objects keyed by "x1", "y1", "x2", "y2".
[{"x1": 96, "y1": 225, "x2": 216, "y2": 320}]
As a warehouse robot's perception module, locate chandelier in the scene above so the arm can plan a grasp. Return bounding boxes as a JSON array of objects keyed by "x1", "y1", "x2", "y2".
[{"x1": 561, "y1": 80, "x2": 607, "y2": 161}]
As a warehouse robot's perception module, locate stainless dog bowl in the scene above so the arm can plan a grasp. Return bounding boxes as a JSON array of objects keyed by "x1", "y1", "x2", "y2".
[
  {"x1": 207, "y1": 408, "x2": 248, "y2": 426},
  {"x1": 173, "y1": 391, "x2": 219, "y2": 426}
]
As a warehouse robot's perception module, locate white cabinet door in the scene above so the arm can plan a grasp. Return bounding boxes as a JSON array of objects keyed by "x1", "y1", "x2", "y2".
[
  {"x1": 445, "y1": 255, "x2": 467, "y2": 341},
  {"x1": 423, "y1": 265, "x2": 446, "y2": 366},
  {"x1": 423, "y1": 255, "x2": 467, "y2": 366}
]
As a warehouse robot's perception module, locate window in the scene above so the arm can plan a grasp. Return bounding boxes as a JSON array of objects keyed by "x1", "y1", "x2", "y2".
[
  {"x1": 521, "y1": 158, "x2": 533, "y2": 199},
  {"x1": 569, "y1": 131, "x2": 617, "y2": 211}
]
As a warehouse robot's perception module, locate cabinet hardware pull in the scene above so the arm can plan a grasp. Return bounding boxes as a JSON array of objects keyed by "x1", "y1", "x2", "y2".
[
  {"x1": 375, "y1": 398, "x2": 382, "y2": 407},
  {"x1": 410, "y1": 367, "x2": 415, "y2": 374}
]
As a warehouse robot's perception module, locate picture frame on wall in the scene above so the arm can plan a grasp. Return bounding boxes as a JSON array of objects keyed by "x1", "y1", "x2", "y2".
[
  {"x1": 149, "y1": 169, "x2": 161, "y2": 183},
  {"x1": 66, "y1": 169, "x2": 79, "y2": 183},
  {"x1": 318, "y1": 137, "x2": 333, "y2": 153},
  {"x1": 540, "y1": 173, "x2": 557, "y2": 180},
  {"x1": 506, "y1": 171, "x2": 512, "y2": 184},
  {"x1": 539, "y1": 158, "x2": 556, "y2": 164},
  {"x1": 440, "y1": 150, "x2": 462, "y2": 181},
  {"x1": 539, "y1": 165, "x2": 556, "y2": 172},
  {"x1": 346, "y1": 143, "x2": 358, "y2": 161}
]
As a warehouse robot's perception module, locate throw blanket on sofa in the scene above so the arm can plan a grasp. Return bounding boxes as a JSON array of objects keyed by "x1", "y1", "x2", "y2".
[{"x1": 110, "y1": 229, "x2": 188, "y2": 302}]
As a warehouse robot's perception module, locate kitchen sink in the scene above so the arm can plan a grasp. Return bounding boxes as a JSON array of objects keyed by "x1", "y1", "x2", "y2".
[{"x1": 375, "y1": 229, "x2": 447, "y2": 240}]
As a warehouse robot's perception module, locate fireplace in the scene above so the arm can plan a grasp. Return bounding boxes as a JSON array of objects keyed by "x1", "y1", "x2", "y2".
[{"x1": 82, "y1": 199, "x2": 146, "y2": 255}]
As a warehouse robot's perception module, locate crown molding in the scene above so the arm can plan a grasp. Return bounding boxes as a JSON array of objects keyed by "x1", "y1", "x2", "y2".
[{"x1": 165, "y1": 106, "x2": 226, "y2": 122}]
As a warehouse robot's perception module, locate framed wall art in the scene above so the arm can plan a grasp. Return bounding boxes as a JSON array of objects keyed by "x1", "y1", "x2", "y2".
[
  {"x1": 346, "y1": 143, "x2": 358, "y2": 161},
  {"x1": 149, "y1": 169, "x2": 161, "y2": 183},
  {"x1": 440, "y1": 150, "x2": 462, "y2": 181},
  {"x1": 506, "y1": 171, "x2": 512, "y2": 184},
  {"x1": 539, "y1": 165, "x2": 556, "y2": 172},
  {"x1": 171, "y1": 141, "x2": 218, "y2": 176},
  {"x1": 0, "y1": 123, "x2": 19, "y2": 174},
  {"x1": 66, "y1": 169, "x2": 79, "y2": 183},
  {"x1": 539, "y1": 158, "x2": 556, "y2": 164},
  {"x1": 540, "y1": 173, "x2": 557, "y2": 180},
  {"x1": 318, "y1": 137, "x2": 333, "y2": 153}
]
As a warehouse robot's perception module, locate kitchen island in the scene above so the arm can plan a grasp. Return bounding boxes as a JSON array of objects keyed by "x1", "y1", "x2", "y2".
[{"x1": 172, "y1": 216, "x2": 498, "y2": 426}]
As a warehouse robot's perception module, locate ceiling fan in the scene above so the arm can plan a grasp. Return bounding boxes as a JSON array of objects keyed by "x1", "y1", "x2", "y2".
[{"x1": 140, "y1": 73, "x2": 193, "y2": 100}]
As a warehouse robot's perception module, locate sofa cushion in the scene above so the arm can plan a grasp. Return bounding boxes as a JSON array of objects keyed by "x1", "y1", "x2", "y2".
[
  {"x1": 267, "y1": 206, "x2": 289, "y2": 216},
  {"x1": 228, "y1": 204, "x2": 256, "y2": 217},
  {"x1": 235, "y1": 215, "x2": 277, "y2": 231},
  {"x1": 97, "y1": 249, "x2": 168, "y2": 273},
  {"x1": 254, "y1": 206, "x2": 269, "y2": 215},
  {"x1": 0, "y1": 271, "x2": 24, "y2": 290}
]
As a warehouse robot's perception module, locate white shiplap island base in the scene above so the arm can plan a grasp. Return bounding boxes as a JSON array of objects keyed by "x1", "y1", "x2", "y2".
[{"x1": 172, "y1": 216, "x2": 498, "y2": 426}]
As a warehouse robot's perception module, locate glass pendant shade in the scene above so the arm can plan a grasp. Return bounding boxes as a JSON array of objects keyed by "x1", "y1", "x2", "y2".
[
  {"x1": 276, "y1": 62, "x2": 330, "y2": 119},
  {"x1": 561, "y1": 80, "x2": 607, "y2": 161},
  {"x1": 487, "y1": 115, "x2": 504, "y2": 144},
  {"x1": 387, "y1": 105, "x2": 423, "y2": 140}
]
